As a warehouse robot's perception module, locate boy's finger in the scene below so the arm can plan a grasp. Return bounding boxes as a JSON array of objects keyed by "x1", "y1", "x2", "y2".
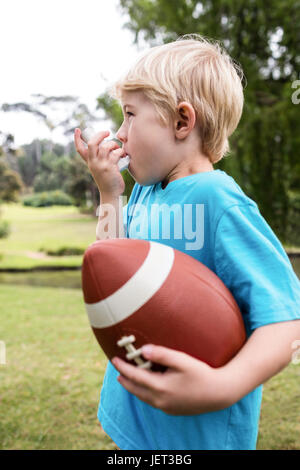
[
  {"x1": 141, "y1": 344, "x2": 192, "y2": 370},
  {"x1": 101, "y1": 140, "x2": 122, "y2": 155},
  {"x1": 88, "y1": 130, "x2": 111, "y2": 148},
  {"x1": 112, "y1": 357, "x2": 157, "y2": 389},
  {"x1": 86, "y1": 130, "x2": 112, "y2": 162},
  {"x1": 110, "y1": 147, "x2": 126, "y2": 164},
  {"x1": 117, "y1": 374, "x2": 157, "y2": 407},
  {"x1": 74, "y1": 128, "x2": 88, "y2": 162}
]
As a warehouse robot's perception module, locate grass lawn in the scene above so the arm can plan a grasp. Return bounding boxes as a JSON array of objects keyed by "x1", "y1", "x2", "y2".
[
  {"x1": 0, "y1": 282, "x2": 299, "y2": 450},
  {"x1": 0, "y1": 203, "x2": 97, "y2": 269},
  {"x1": 0, "y1": 283, "x2": 118, "y2": 450},
  {"x1": 257, "y1": 364, "x2": 300, "y2": 450}
]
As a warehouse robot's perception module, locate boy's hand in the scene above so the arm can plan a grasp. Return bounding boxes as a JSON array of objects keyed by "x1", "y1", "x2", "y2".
[
  {"x1": 112, "y1": 321, "x2": 300, "y2": 415},
  {"x1": 74, "y1": 128, "x2": 126, "y2": 198},
  {"x1": 111, "y1": 345, "x2": 231, "y2": 416}
]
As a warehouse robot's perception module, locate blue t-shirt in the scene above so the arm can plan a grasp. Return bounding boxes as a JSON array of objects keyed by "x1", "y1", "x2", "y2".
[{"x1": 98, "y1": 169, "x2": 300, "y2": 450}]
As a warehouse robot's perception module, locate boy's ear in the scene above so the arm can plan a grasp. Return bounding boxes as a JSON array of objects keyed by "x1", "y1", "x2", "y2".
[{"x1": 174, "y1": 101, "x2": 196, "y2": 139}]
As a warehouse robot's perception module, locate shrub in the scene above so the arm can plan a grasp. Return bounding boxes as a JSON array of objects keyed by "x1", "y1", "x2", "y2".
[
  {"x1": 23, "y1": 190, "x2": 74, "y2": 207},
  {"x1": 0, "y1": 220, "x2": 10, "y2": 238},
  {"x1": 40, "y1": 246, "x2": 85, "y2": 256}
]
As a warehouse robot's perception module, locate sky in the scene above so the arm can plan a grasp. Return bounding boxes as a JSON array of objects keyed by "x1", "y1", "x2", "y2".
[{"x1": 0, "y1": 0, "x2": 146, "y2": 146}]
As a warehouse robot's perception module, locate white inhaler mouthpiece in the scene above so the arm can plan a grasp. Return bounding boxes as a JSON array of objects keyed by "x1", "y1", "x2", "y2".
[{"x1": 81, "y1": 127, "x2": 130, "y2": 172}]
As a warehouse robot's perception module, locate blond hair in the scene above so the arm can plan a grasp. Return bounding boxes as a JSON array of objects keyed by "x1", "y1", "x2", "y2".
[{"x1": 109, "y1": 34, "x2": 245, "y2": 163}]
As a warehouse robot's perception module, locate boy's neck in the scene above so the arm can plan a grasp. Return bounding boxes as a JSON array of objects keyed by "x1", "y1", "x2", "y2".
[{"x1": 161, "y1": 158, "x2": 214, "y2": 189}]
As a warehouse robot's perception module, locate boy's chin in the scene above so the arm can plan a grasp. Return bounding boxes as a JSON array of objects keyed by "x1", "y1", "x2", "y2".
[
  {"x1": 128, "y1": 164, "x2": 165, "y2": 186},
  {"x1": 129, "y1": 169, "x2": 158, "y2": 187}
]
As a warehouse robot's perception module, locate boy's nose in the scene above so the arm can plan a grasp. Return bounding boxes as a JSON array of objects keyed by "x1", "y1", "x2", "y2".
[{"x1": 116, "y1": 124, "x2": 127, "y2": 143}]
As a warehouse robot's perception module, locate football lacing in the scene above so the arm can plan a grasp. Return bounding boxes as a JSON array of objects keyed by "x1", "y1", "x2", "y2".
[{"x1": 117, "y1": 335, "x2": 152, "y2": 369}]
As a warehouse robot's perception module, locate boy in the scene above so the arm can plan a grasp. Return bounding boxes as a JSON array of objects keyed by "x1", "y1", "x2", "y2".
[{"x1": 74, "y1": 35, "x2": 300, "y2": 450}]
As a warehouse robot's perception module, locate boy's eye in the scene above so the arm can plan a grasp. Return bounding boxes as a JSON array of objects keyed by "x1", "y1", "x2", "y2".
[{"x1": 126, "y1": 111, "x2": 134, "y2": 117}]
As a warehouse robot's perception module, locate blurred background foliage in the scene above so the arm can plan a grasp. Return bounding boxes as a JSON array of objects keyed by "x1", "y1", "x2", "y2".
[{"x1": 0, "y1": 0, "x2": 299, "y2": 245}]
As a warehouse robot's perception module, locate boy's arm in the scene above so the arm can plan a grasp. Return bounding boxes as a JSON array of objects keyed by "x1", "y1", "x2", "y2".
[
  {"x1": 216, "y1": 319, "x2": 300, "y2": 404},
  {"x1": 111, "y1": 319, "x2": 300, "y2": 416},
  {"x1": 96, "y1": 194, "x2": 124, "y2": 240}
]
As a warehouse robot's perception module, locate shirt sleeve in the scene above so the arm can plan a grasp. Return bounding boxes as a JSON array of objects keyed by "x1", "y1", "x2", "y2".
[{"x1": 214, "y1": 204, "x2": 300, "y2": 334}]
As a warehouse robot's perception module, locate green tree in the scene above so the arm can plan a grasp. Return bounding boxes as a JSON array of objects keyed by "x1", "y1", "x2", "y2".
[
  {"x1": 33, "y1": 152, "x2": 71, "y2": 193},
  {"x1": 100, "y1": 0, "x2": 300, "y2": 243},
  {"x1": 18, "y1": 140, "x2": 66, "y2": 187},
  {"x1": 64, "y1": 152, "x2": 100, "y2": 211},
  {"x1": 0, "y1": 160, "x2": 23, "y2": 202},
  {"x1": 0, "y1": 132, "x2": 24, "y2": 204}
]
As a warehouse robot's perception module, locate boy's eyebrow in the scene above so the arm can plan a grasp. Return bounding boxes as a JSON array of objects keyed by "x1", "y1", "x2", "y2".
[{"x1": 122, "y1": 104, "x2": 136, "y2": 111}]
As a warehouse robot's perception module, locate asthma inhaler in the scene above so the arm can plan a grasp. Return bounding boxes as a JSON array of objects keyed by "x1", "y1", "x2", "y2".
[{"x1": 81, "y1": 127, "x2": 130, "y2": 172}]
